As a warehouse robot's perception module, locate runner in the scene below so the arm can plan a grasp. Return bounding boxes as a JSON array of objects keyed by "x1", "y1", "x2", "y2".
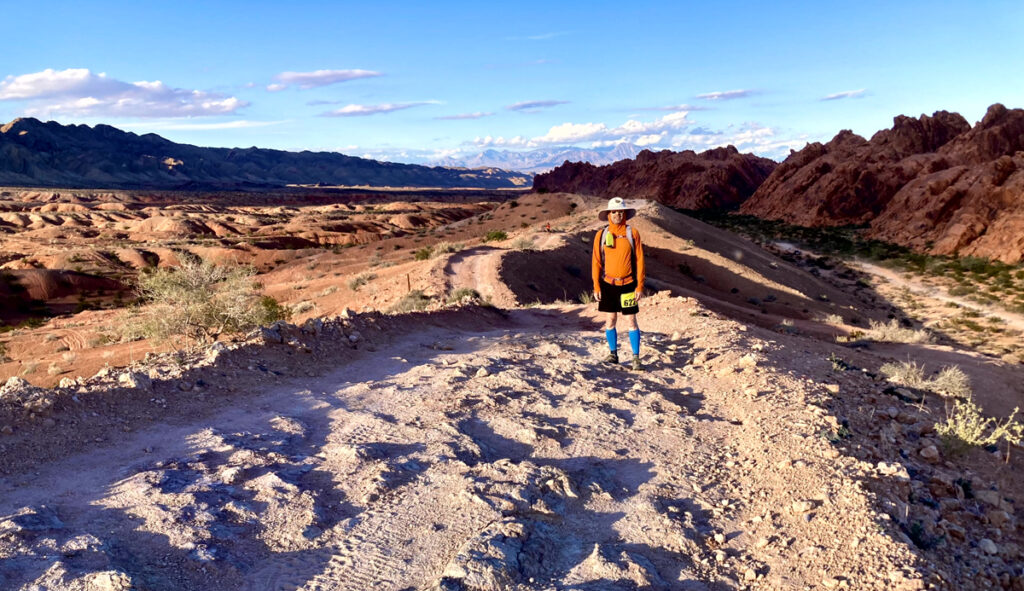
[{"x1": 592, "y1": 197, "x2": 645, "y2": 370}]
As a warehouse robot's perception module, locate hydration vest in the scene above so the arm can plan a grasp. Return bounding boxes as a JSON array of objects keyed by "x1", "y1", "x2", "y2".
[{"x1": 597, "y1": 225, "x2": 637, "y2": 283}]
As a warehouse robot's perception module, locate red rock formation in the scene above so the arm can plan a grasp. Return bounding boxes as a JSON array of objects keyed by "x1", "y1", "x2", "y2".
[
  {"x1": 532, "y1": 146, "x2": 777, "y2": 210},
  {"x1": 741, "y1": 104, "x2": 1024, "y2": 263}
]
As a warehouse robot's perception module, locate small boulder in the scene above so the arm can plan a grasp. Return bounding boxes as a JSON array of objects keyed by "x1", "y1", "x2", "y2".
[
  {"x1": 919, "y1": 445, "x2": 940, "y2": 462},
  {"x1": 118, "y1": 371, "x2": 152, "y2": 391},
  {"x1": 259, "y1": 327, "x2": 283, "y2": 344}
]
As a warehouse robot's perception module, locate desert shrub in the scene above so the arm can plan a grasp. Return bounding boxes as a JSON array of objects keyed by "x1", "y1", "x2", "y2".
[
  {"x1": 483, "y1": 230, "x2": 508, "y2": 242},
  {"x1": 414, "y1": 246, "x2": 433, "y2": 260},
  {"x1": 948, "y1": 285, "x2": 976, "y2": 296},
  {"x1": 389, "y1": 290, "x2": 431, "y2": 313},
  {"x1": 930, "y1": 365, "x2": 971, "y2": 398},
  {"x1": 20, "y1": 362, "x2": 38, "y2": 376},
  {"x1": 446, "y1": 288, "x2": 481, "y2": 304},
  {"x1": 349, "y1": 273, "x2": 377, "y2": 292},
  {"x1": 46, "y1": 363, "x2": 63, "y2": 376},
  {"x1": 320, "y1": 286, "x2": 338, "y2": 297},
  {"x1": 821, "y1": 313, "x2": 844, "y2": 325},
  {"x1": 867, "y1": 319, "x2": 932, "y2": 344},
  {"x1": 432, "y1": 241, "x2": 464, "y2": 257},
  {"x1": 880, "y1": 360, "x2": 928, "y2": 389},
  {"x1": 0, "y1": 341, "x2": 7, "y2": 362},
  {"x1": 936, "y1": 398, "x2": 1023, "y2": 455},
  {"x1": 124, "y1": 259, "x2": 288, "y2": 351},
  {"x1": 292, "y1": 301, "x2": 316, "y2": 314},
  {"x1": 512, "y1": 237, "x2": 535, "y2": 251},
  {"x1": 578, "y1": 291, "x2": 595, "y2": 304}
]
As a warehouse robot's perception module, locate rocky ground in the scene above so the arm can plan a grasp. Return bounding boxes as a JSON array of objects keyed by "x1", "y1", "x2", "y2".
[{"x1": 0, "y1": 193, "x2": 1022, "y2": 590}]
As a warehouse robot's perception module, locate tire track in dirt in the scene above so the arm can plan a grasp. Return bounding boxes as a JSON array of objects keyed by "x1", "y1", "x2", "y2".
[{"x1": 444, "y1": 245, "x2": 516, "y2": 306}]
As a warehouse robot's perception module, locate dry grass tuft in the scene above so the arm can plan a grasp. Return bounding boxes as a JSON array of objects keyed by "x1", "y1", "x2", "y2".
[{"x1": 867, "y1": 319, "x2": 932, "y2": 344}]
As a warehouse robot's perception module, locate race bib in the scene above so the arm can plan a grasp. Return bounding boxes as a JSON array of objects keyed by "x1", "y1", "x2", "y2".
[{"x1": 620, "y1": 292, "x2": 637, "y2": 308}]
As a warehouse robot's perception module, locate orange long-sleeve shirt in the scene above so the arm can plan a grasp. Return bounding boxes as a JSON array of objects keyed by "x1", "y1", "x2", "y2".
[{"x1": 592, "y1": 222, "x2": 645, "y2": 293}]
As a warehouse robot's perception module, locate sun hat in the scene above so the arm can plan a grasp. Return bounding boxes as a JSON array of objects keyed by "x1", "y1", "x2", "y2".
[{"x1": 598, "y1": 197, "x2": 636, "y2": 222}]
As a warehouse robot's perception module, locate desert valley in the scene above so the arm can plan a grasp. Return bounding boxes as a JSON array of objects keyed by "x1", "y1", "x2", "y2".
[{"x1": 1, "y1": 105, "x2": 1023, "y2": 591}]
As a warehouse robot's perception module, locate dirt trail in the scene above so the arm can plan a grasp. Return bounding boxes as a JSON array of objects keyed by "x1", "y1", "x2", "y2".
[
  {"x1": 0, "y1": 301, "x2": 946, "y2": 590},
  {"x1": 851, "y1": 260, "x2": 1024, "y2": 333}
]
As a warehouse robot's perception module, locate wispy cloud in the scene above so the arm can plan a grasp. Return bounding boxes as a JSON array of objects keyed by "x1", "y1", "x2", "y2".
[
  {"x1": 271, "y1": 69, "x2": 382, "y2": 91},
  {"x1": 506, "y1": 100, "x2": 569, "y2": 112},
  {"x1": 320, "y1": 101, "x2": 439, "y2": 117},
  {"x1": 696, "y1": 89, "x2": 756, "y2": 101},
  {"x1": 435, "y1": 112, "x2": 494, "y2": 120},
  {"x1": 821, "y1": 89, "x2": 866, "y2": 101},
  {"x1": 0, "y1": 68, "x2": 247, "y2": 117}
]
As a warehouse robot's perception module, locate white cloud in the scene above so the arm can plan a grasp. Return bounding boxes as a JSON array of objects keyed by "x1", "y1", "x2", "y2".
[
  {"x1": 475, "y1": 111, "x2": 693, "y2": 149},
  {"x1": 266, "y1": 83, "x2": 287, "y2": 92},
  {"x1": 696, "y1": 89, "x2": 755, "y2": 101},
  {"x1": 472, "y1": 135, "x2": 530, "y2": 148},
  {"x1": 670, "y1": 123, "x2": 809, "y2": 160},
  {"x1": 634, "y1": 134, "x2": 665, "y2": 146},
  {"x1": 506, "y1": 100, "x2": 569, "y2": 112},
  {"x1": 822, "y1": 89, "x2": 866, "y2": 101},
  {"x1": 0, "y1": 68, "x2": 248, "y2": 118},
  {"x1": 435, "y1": 112, "x2": 494, "y2": 120},
  {"x1": 272, "y1": 69, "x2": 382, "y2": 90},
  {"x1": 321, "y1": 101, "x2": 438, "y2": 117},
  {"x1": 533, "y1": 121, "x2": 608, "y2": 144}
]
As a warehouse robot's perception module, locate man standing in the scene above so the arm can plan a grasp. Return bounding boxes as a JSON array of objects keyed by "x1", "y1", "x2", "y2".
[{"x1": 592, "y1": 197, "x2": 645, "y2": 370}]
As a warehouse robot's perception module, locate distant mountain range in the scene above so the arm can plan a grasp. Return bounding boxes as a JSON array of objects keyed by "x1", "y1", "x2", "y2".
[
  {"x1": 432, "y1": 144, "x2": 644, "y2": 174},
  {"x1": 0, "y1": 118, "x2": 530, "y2": 190}
]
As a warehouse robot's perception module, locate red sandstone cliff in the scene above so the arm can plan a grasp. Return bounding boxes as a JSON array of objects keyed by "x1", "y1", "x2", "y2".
[
  {"x1": 741, "y1": 104, "x2": 1024, "y2": 263},
  {"x1": 532, "y1": 146, "x2": 777, "y2": 210}
]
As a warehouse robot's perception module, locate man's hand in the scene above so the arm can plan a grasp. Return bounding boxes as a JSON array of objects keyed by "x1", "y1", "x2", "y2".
[
  {"x1": 594, "y1": 290, "x2": 601, "y2": 302},
  {"x1": 634, "y1": 289, "x2": 643, "y2": 303}
]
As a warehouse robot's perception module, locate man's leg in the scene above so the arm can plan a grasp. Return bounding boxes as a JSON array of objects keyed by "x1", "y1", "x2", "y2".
[
  {"x1": 626, "y1": 313, "x2": 642, "y2": 369},
  {"x1": 604, "y1": 312, "x2": 619, "y2": 362}
]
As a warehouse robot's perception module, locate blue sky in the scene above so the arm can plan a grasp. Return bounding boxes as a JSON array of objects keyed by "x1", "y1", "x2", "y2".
[{"x1": 2, "y1": 0, "x2": 1022, "y2": 164}]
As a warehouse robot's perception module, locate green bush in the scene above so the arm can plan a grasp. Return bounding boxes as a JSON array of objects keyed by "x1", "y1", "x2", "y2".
[
  {"x1": 483, "y1": 230, "x2": 508, "y2": 242},
  {"x1": 414, "y1": 246, "x2": 433, "y2": 260},
  {"x1": 936, "y1": 398, "x2": 1023, "y2": 455},
  {"x1": 124, "y1": 259, "x2": 288, "y2": 351}
]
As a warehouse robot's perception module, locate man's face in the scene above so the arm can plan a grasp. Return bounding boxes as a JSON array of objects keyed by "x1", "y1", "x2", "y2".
[{"x1": 608, "y1": 210, "x2": 625, "y2": 222}]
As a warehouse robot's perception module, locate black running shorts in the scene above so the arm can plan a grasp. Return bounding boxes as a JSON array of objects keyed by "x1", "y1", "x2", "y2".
[{"x1": 598, "y1": 279, "x2": 639, "y2": 315}]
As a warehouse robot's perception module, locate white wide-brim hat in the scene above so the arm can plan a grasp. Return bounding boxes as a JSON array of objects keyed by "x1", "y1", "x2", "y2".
[{"x1": 598, "y1": 197, "x2": 636, "y2": 222}]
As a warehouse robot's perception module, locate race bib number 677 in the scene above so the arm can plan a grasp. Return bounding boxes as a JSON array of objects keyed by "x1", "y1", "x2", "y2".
[{"x1": 619, "y1": 292, "x2": 637, "y2": 308}]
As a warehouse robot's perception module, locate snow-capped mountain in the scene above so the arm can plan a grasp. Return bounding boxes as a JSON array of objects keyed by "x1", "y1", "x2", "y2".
[{"x1": 433, "y1": 144, "x2": 644, "y2": 174}]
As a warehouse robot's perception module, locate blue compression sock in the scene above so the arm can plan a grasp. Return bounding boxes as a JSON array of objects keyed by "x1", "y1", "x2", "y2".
[
  {"x1": 629, "y1": 329, "x2": 641, "y2": 355},
  {"x1": 605, "y1": 328, "x2": 617, "y2": 352}
]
